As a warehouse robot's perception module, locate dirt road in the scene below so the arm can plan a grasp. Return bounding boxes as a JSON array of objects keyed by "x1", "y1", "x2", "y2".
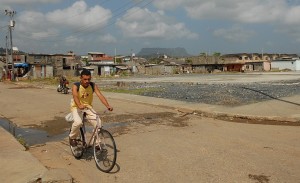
[{"x1": 0, "y1": 82, "x2": 299, "y2": 183}]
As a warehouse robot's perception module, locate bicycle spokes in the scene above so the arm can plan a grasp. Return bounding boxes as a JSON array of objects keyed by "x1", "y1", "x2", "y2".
[
  {"x1": 93, "y1": 129, "x2": 117, "y2": 172},
  {"x1": 69, "y1": 127, "x2": 86, "y2": 159}
]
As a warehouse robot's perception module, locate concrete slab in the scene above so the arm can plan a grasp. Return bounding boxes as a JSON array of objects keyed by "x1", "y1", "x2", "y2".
[
  {"x1": 0, "y1": 128, "x2": 73, "y2": 183},
  {"x1": 0, "y1": 128, "x2": 47, "y2": 183}
]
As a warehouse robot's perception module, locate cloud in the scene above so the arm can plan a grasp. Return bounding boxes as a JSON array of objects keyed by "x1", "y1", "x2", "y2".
[
  {"x1": 15, "y1": 1, "x2": 112, "y2": 40},
  {"x1": 47, "y1": 1, "x2": 112, "y2": 30},
  {"x1": 0, "y1": 0, "x2": 61, "y2": 9},
  {"x1": 6, "y1": 1, "x2": 115, "y2": 54},
  {"x1": 213, "y1": 25, "x2": 256, "y2": 42},
  {"x1": 98, "y1": 34, "x2": 117, "y2": 43},
  {"x1": 65, "y1": 35, "x2": 84, "y2": 45},
  {"x1": 153, "y1": 0, "x2": 185, "y2": 10},
  {"x1": 184, "y1": 0, "x2": 286, "y2": 23},
  {"x1": 116, "y1": 7, "x2": 198, "y2": 40},
  {"x1": 284, "y1": 6, "x2": 300, "y2": 25},
  {"x1": 154, "y1": 0, "x2": 287, "y2": 23},
  {"x1": 1, "y1": 0, "x2": 61, "y2": 4},
  {"x1": 16, "y1": 11, "x2": 59, "y2": 39},
  {"x1": 153, "y1": 0, "x2": 300, "y2": 42}
]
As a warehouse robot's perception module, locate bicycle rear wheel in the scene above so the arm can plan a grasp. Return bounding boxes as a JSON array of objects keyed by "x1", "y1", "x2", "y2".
[
  {"x1": 70, "y1": 128, "x2": 85, "y2": 159},
  {"x1": 93, "y1": 129, "x2": 117, "y2": 172}
]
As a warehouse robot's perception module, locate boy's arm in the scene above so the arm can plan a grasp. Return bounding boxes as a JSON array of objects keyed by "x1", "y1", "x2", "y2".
[
  {"x1": 94, "y1": 84, "x2": 113, "y2": 111},
  {"x1": 72, "y1": 84, "x2": 85, "y2": 109}
]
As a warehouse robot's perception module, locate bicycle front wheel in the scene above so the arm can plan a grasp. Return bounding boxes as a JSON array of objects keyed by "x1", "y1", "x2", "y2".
[
  {"x1": 93, "y1": 129, "x2": 117, "y2": 172},
  {"x1": 70, "y1": 128, "x2": 85, "y2": 159}
]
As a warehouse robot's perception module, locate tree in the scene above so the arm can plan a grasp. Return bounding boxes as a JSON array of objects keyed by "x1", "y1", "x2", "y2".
[
  {"x1": 185, "y1": 59, "x2": 192, "y2": 64},
  {"x1": 81, "y1": 57, "x2": 88, "y2": 65},
  {"x1": 213, "y1": 52, "x2": 221, "y2": 57},
  {"x1": 115, "y1": 57, "x2": 122, "y2": 64}
]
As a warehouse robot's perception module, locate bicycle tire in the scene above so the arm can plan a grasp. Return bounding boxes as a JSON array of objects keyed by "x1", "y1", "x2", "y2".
[
  {"x1": 93, "y1": 129, "x2": 117, "y2": 172},
  {"x1": 70, "y1": 127, "x2": 85, "y2": 159}
]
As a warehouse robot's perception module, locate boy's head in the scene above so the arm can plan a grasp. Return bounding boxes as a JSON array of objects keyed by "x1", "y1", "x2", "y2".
[
  {"x1": 80, "y1": 69, "x2": 91, "y2": 77},
  {"x1": 80, "y1": 69, "x2": 92, "y2": 87}
]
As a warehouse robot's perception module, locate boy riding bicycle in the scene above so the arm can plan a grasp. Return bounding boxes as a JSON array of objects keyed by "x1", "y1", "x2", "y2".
[{"x1": 69, "y1": 69, "x2": 113, "y2": 146}]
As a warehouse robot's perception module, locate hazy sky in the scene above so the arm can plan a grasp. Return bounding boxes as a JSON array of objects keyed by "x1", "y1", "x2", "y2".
[{"x1": 1, "y1": 0, "x2": 300, "y2": 56}]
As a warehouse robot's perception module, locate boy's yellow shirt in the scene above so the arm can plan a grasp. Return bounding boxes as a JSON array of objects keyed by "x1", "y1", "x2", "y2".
[{"x1": 70, "y1": 84, "x2": 93, "y2": 111}]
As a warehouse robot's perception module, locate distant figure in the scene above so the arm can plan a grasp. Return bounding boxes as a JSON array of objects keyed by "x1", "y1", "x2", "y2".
[
  {"x1": 59, "y1": 75, "x2": 67, "y2": 87},
  {"x1": 0, "y1": 68, "x2": 3, "y2": 81}
]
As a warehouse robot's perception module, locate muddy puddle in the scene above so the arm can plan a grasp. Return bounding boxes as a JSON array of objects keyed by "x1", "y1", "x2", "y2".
[
  {"x1": 0, "y1": 118, "x2": 68, "y2": 146},
  {"x1": 0, "y1": 112, "x2": 188, "y2": 147},
  {"x1": 0, "y1": 117, "x2": 132, "y2": 147}
]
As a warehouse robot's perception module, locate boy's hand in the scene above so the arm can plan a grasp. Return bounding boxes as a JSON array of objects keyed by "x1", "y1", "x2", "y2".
[
  {"x1": 107, "y1": 106, "x2": 113, "y2": 111},
  {"x1": 78, "y1": 104, "x2": 86, "y2": 110}
]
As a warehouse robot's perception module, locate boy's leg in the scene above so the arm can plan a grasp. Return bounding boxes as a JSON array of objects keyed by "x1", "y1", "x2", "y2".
[
  {"x1": 69, "y1": 109, "x2": 83, "y2": 144},
  {"x1": 86, "y1": 108, "x2": 102, "y2": 147},
  {"x1": 85, "y1": 108, "x2": 100, "y2": 128}
]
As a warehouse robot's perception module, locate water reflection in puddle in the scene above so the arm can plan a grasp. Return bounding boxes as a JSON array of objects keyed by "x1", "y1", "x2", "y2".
[
  {"x1": 0, "y1": 118, "x2": 128, "y2": 146},
  {"x1": 0, "y1": 118, "x2": 66, "y2": 146}
]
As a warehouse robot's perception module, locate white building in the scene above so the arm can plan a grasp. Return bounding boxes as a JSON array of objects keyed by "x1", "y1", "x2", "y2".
[{"x1": 271, "y1": 59, "x2": 300, "y2": 71}]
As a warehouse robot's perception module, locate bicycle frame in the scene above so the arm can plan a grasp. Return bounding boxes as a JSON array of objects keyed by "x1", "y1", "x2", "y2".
[{"x1": 81, "y1": 109, "x2": 102, "y2": 148}]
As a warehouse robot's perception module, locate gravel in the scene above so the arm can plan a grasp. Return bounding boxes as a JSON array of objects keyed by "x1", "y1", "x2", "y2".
[{"x1": 120, "y1": 79, "x2": 300, "y2": 106}]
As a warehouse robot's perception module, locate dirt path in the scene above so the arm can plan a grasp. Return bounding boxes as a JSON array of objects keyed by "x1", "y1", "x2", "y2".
[{"x1": 0, "y1": 82, "x2": 299, "y2": 182}]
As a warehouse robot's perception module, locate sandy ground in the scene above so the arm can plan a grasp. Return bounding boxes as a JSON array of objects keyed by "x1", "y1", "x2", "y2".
[{"x1": 0, "y1": 81, "x2": 299, "y2": 183}]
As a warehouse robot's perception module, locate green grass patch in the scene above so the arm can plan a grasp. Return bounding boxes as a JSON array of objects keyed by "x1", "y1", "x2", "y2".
[
  {"x1": 18, "y1": 76, "x2": 79, "y2": 86},
  {"x1": 20, "y1": 77, "x2": 59, "y2": 85},
  {"x1": 16, "y1": 136, "x2": 29, "y2": 150}
]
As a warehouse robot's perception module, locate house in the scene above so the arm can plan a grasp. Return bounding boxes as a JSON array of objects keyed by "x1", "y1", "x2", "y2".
[
  {"x1": 221, "y1": 53, "x2": 257, "y2": 72},
  {"x1": 26, "y1": 52, "x2": 72, "y2": 78},
  {"x1": 219, "y1": 53, "x2": 291, "y2": 72},
  {"x1": 186, "y1": 53, "x2": 281, "y2": 73},
  {"x1": 87, "y1": 52, "x2": 115, "y2": 76},
  {"x1": 271, "y1": 57, "x2": 300, "y2": 71},
  {"x1": 25, "y1": 53, "x2": 54, "y2": 78},
  {"x1": 189, "y1": 55, "x2": 226, "y2": 73},
  {"x1": 144, "y1": 64, "x2": 166, "y2": 75},
  {"x1": 0, "y1": 50, "x2": 28, "y2": 79},
  {"x1": 26, "y1": 51, "x2": 83, "y2": 78},
  {"x1": 241, "y1": 53, "x2": 271, "y2": 71},
  {"x1": 144, "y1": 58, "x2": 183, "y2": 75}
]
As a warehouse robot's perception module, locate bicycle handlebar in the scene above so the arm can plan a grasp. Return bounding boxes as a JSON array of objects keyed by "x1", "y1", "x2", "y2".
[{"x1": 80, "y1": 108, "x2": 110, "y2": 115}]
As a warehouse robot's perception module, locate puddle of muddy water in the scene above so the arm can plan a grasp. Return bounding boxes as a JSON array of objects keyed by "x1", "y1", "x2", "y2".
[
  {"x1": 0, "y1": 118, "x2": 66, "y2": 146},
  {"x1": 0, "y1": 117, "x2": 129, "y2": 146},
  {"x1": 0, "y1": 112, "x2": 186, "y2": 146}
]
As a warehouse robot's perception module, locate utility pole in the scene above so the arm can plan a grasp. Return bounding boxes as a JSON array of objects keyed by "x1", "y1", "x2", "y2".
[
  {"x1": 5, "y1": 9, "x2": 16, "y2": 81},
  {"x1": 5, "y1": 35, "x2": 8, "y2": 79},
  {"x1": 114, "y1": 48, "x2": 116, "y2": 64}
]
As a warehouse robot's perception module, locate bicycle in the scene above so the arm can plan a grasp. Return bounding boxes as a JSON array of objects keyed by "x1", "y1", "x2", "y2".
[{"x1": 69, "y1": 108, "x2": 117, "y2": 173}]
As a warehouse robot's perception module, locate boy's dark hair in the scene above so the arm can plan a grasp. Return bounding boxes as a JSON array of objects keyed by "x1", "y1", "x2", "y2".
[{"x1": 81, "y1": 69, "x2": 91, "y2": 76}]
